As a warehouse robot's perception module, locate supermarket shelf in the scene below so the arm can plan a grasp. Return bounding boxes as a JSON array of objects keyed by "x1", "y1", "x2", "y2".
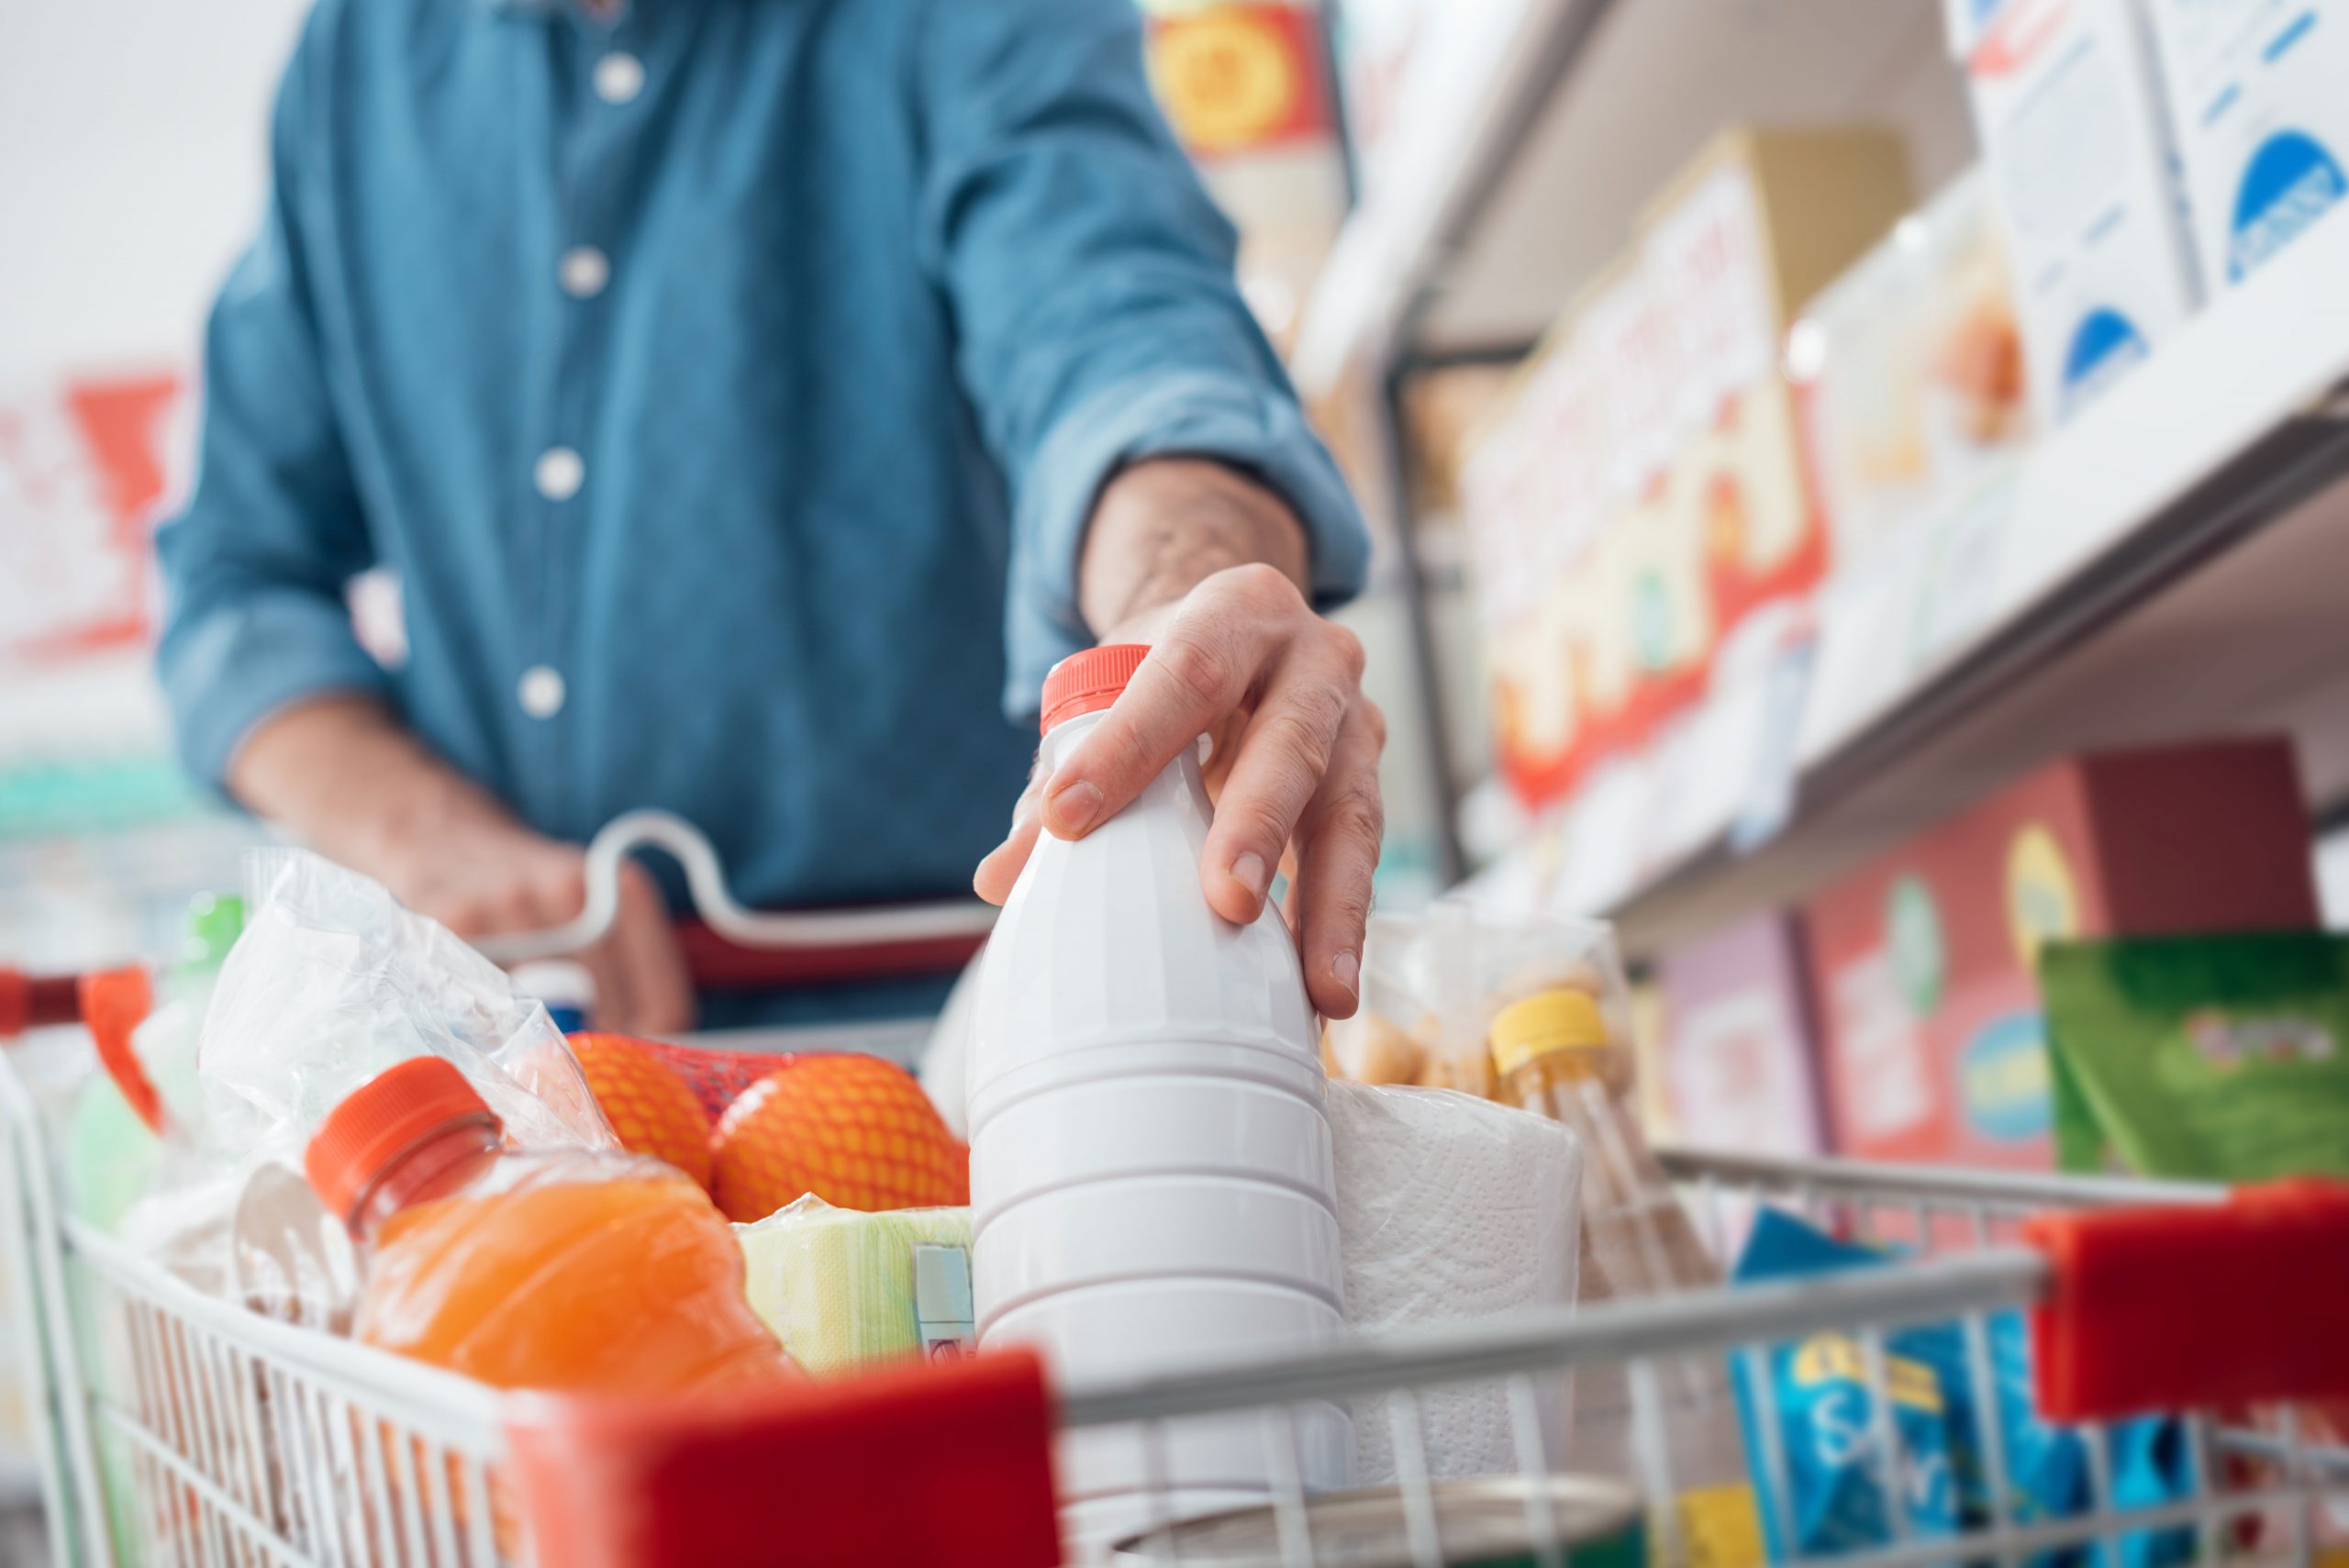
[
  {"x1": 1293, "y1": 0, "x2": 1579, "y2": 392},
  {"x1": 1293, "y1": 0, "x2": 1970, "y2": 391},
  {"x1": 1599, "y1": 210, "x2": 2349, "y2": 958}
]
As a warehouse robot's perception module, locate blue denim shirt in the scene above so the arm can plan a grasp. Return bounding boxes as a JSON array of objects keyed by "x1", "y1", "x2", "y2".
[{"x1": 155, "y1": 0, "x2": 1368, "y2": 954}]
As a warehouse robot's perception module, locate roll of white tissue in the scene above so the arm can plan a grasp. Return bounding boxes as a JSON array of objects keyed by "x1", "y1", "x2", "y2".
[{"x1": 1325, "y1": 1080, "x2": 1582, "y2": 1483}]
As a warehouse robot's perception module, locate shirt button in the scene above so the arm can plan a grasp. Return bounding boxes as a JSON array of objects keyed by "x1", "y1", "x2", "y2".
[
  {"x1": 559, "y1": 245, "x2": 609, "y2": 299},
  {"x1": 534, "y1": 446, "x2": 584, "y2": 502},
  {"x1": 594, "y1": 51, "x2": 644, "y2": 105},
  {"x1": 518, "y1": 665, "x2": 567, "y2": 719}
]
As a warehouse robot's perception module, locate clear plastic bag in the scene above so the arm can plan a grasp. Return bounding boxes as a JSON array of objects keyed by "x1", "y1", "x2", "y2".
[
  {"x1": 1324, "y1": 896, "x2": 1634, "y2": 1099},
  {"x1": 118, "y1": 850, "x2": 615, "y2": 1338},
  {"x1": 197, "y1": 848, "x2": 614, "y2": 1167}
]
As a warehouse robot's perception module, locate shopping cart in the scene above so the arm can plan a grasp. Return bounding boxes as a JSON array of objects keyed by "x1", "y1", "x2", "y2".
[{"x1": 4, "y1": 817, "x2": 2346, "y2": 1567}]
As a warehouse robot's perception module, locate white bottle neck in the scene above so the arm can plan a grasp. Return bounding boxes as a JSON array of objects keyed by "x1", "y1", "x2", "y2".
[{"x1": 1038, "y1": 709, "x2": 1211, "y2": 776}]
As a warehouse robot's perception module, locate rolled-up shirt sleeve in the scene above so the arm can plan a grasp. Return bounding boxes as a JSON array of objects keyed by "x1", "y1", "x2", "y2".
[
  {"x1": 916, "y1": 0, "x2": 1371, "y2": 717},
  {"x1": 154, "y1": 22, "x2": 387, "y2": 790}
]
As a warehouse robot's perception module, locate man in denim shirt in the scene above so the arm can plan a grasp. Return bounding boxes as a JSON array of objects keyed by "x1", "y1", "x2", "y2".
[{"x1": 155, "y1": 0, "x2": 1383, "y2": 1030}]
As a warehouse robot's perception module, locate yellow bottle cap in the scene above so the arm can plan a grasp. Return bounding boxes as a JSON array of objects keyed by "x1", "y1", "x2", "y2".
[{"x1": 1489, "y1": 988, "x2": 1609, "y2": 1080}]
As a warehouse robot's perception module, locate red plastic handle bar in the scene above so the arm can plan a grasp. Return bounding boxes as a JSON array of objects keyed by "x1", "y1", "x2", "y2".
[
  {"x1": 0, "y1": 969, "x2": 84, "y2": 1038},
  {"x1": 2025, "y1": 1179, "x2": 2349, "y2": 1421},
  {"x1": 505, "y1": 1347, "x2": 1062, "y2": 1568},
  {"x1": 674, "y1": 919, "x2": 986, "y2": 990},
  {"x1": 0, "y1": 967, "x2": 162, "y2": 1133}
]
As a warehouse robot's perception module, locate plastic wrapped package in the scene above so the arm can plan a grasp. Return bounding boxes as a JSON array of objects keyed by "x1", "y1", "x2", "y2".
[
  {"x1": 198, "y1": 850, "x2": 614, "y2": 1165},
  {"x1": 1324, "y1": 897, "x2": 1635, "y2": 1099},
  {"x1": 735, "y1": 1196, "x2": 974, "y2": 1375},
  {"x1": 115, "y1": 850, "x2": 616, "y2": 1336}
]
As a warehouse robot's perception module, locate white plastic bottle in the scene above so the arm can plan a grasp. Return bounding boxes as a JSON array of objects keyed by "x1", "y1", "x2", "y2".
[{"x1": 970, "y1": 645, "x2": 1352, "y2": 1549}]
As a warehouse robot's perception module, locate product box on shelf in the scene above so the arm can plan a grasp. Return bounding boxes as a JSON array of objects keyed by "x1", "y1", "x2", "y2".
[
  {"x1": 1803, "y1": 737, "x2": 2321, "y2": 1169},
  {"x1": 1953, "y1": 0, "x2": 2204, "y2": 426},
  {"x1": 1459, "y1": 320, "x2": 1608, "y2": 806},
  {"x1": 1638, "y1": 128, "x2": 1913, "y2": 651},
  {"x1": 1460, "y1": 127, "x2": 1910, "y2": 813},
  {"x1": 1143, "y1": 2, "x2": 1349, "y2": 352},
  {"x1": 1796, "y1": 167, "x2": 2033, "y2": 576},
  {"x1": 1654, "y1": 913, "x2": 1828, "y2": 1162},
  {"x1": 2141, "y1": 0, "x2": 2349, "y2": 292}
]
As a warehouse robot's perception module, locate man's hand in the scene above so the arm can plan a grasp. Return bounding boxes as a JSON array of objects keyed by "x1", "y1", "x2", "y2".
[
  {"x1": 384, "y1": 818, "x2": 695, "y2": 1037},
  {"x1": 228, "y1": 694, "x2": 695, "y2": 1034},
  {"x1": 974, "y1": 460, "x2": 1385, "y2": 1018}
]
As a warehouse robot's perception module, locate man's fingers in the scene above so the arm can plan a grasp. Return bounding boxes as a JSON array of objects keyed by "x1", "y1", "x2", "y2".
[
  {"x1": 1197, "y1": 631, "x2": 1362, "y2": 924},
  {"x1": 974, "y1": 784, "x2": 1045, "y2": 905},
  {"x1": 1290, "y1": 697, "x2": 1386, "y2": 1018},
  {"x1": 605, "y1": 862, "x2": 694, "y2": 1034},
  {"x1": 1040, "y1": 564, "x2": 1297, "y2": 840},
  {"x1": 580, "y1": 939, "x2": 638, "y2": 1034}
]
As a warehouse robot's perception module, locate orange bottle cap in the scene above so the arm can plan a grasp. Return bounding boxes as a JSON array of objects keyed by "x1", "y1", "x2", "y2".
[
  {"x1": 1040, "y1": 644, "x2": 1150, "y2": 735},
  {"x1": 305, "y1": 1056, "x2": 499, "y2": 1223}
]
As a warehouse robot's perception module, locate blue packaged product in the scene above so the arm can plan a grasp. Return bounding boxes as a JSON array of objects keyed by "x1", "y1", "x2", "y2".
[
  {"x1": 1731, "y1": 1208, "x2": 2192, "y2": 1568},
  {"x1": 1731, "y1": 1210, "x2": 1961, "y2": 1558}
]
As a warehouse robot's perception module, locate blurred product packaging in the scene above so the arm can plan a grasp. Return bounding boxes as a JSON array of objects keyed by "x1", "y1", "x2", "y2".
[
  {"x1": 1796, "y1": 168, "x2": 2033, "y2": 582},
  {"x1": 2043, "y1": 930, "x2": 2349, "y2": 1180},
  {"x1": 1804, "y1": 737, "x2": 2321, "y2": 1171},
  {"x1": 2140, "y1": 0, "x2": 2349, "y2": 295},
  {"x1": 1947, "y1": 0, "x2": 2203, "y2": 425},
  {"x1": 1458, "y1": 127, "x2": 1909, "y2": 812}
]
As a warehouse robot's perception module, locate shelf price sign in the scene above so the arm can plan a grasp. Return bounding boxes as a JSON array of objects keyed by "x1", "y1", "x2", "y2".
[{"x1": 0, "y1": 373, "x2": 184, "y2": 662}]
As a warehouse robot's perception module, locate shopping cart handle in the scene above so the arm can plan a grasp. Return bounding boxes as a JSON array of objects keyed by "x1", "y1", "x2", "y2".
[
  {"x1": 504, "y1": 1347, "x2": 1061, "y2": 1568},
  {"x1": 0, "y1": 968, "x2": 93, "y2": 1037},
  {"x1": 2024, "y1": 1178, "x2": 2349, "y2": 1421},
  {"x1": 474, "y1": 809, "x2": 999, "y2": 967},
  {"x1": 0, "y1": 965, "x2": 165, "y2": 1133}
]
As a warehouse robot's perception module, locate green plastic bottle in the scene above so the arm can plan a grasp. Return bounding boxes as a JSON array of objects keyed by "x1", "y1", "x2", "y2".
[{"x1": 68, "y1": 893, "x2": 243, "y2": 1233}]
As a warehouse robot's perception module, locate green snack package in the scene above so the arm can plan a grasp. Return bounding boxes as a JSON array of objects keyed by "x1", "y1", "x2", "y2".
[{"x1": 2043, "y1": 933, "x2": 2349, "y2": 1180}]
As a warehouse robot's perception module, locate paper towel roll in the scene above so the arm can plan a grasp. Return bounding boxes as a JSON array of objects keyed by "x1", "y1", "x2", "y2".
[{"x1": 1326, "y1": 1080, "x2": 1582, "y2": 1483}]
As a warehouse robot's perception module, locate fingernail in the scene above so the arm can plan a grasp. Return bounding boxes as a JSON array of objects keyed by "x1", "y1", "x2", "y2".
[
  {"x1": 1228, "y1": 851, "x2": 1269, "y2": 904},
  {"x1": 1330, "y1": 950, "x2": 1360, "y2": 999},
  {"x1": 1043, "y1": 778, "x2": 1104, "y2": 837}
]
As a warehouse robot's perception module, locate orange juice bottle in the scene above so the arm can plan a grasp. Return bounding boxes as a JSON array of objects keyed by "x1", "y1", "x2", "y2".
[{"x1": 305, "y1": 1056, "x2": 796, "y2": 1393}]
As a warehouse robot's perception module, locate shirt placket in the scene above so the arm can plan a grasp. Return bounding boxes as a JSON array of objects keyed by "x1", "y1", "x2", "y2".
[{"x1": 523, "y1": 4, "x2": 646, "y2": 826}]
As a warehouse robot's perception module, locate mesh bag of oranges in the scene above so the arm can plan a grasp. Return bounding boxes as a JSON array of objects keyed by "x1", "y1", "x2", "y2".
[{"x1": 566, "y1": 1033, "x2": 968, "y2": 1221}]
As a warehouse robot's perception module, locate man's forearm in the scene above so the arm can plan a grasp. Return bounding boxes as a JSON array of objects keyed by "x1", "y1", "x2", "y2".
[
  {"x1": 1079, "y1": 458, "x2": 1310, "y2": 638},
  {"x1": 226, "y1": 693, "x2": 520, "y2": 873}
]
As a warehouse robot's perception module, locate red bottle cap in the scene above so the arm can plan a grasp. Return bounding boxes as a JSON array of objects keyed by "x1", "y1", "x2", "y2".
[
  {"x1": 305, "y1": 1056, "x2": 500, "y2": 1224},
  {"x1": 1040, "y1": 644, "x2": 1149, "y2": 735}
]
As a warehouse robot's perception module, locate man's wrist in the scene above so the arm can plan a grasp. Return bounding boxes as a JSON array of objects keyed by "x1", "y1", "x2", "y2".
[
  {"x1": 233, "y1": 693, "x2": 533, "y2": 877},
  {"x1": 1079, "y1": 457, "x2": 1310, "y2": 638}
]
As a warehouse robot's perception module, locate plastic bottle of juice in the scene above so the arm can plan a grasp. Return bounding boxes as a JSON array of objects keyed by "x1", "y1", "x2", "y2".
[
  {"x1": 305, "y1": 1055, "x2": 796, "y2": 1393},
  {"x1": 1491, "y1": 990, "x2": 1763, "y2": 1568},
  {"x1": 970, "y1": 645, "x2": 1350, "y2": 1550}
]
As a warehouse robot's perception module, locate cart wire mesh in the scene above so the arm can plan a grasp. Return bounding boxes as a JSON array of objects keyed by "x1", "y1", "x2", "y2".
[{"x1": 7, "y1": 1027, "x2": 2348, "y2": 1567}]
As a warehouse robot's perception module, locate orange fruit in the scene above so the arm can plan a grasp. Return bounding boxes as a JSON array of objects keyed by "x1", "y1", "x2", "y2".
[
  {"x1": 566, "y1": 1032, "x2": 714, "y2": 1189},
  {"x1": 709, "y1": 1054, "x2": 968, "y2": 1222}
]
